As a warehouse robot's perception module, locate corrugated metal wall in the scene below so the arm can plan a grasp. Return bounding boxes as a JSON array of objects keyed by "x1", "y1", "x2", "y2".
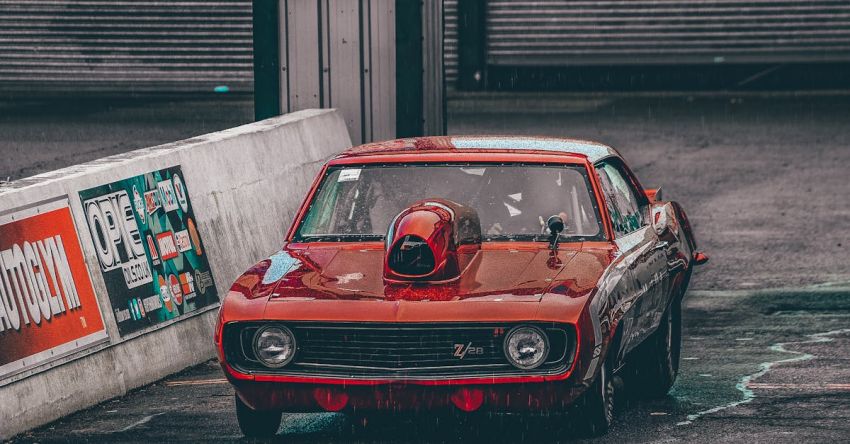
[
  {"x1": 282, "y1": 0, "x2": 397, "y2": 144},
  {"x1": 423, "y1": 0, "x2": 445, "y2": 134},
  {"x1": 0, "y1": 0, "x2": 253, "y2": 95},
  {"x1": 5, "y1": 0, "x2": 849, "y2": 95},
  {"x1": 443, "y1": 0, "x2": 458, "y2": 87},
  {"x1": 486, "y1": 0, "x2": 850, "y2": 66}
]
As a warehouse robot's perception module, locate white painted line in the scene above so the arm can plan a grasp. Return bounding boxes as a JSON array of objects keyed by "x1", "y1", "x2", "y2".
[
  {"x1": 677, "y1": 328, "x2": 850, "y2": 426},
  {"x1": 748, "y1": 382, "x2": 850, "y2": 391},
  {"x1": 114, "y1": 412, "x2": 165, "y2": 433}
]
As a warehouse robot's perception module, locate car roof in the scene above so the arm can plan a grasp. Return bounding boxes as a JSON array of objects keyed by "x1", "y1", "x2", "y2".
[{"x1": 336, "y1": 135, "x2": 620, "y2": 163}]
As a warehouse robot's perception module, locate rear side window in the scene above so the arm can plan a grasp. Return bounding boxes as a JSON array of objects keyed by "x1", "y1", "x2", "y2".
[{"x1": 595, "y1": 162, "x2": 645, "y2": 237}]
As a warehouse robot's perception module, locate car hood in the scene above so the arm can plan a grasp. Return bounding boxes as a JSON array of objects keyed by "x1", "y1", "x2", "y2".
[
  {"x1": 224, "y1": 242, "x2": 612, "y2": 324},
  {"x1": 264, "y1": 243, "x2": 611, "y2": 302}
]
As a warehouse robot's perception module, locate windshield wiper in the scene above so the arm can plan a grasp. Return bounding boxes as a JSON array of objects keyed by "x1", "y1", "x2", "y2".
[
  {"x1": 296, "y1": 234, "x2": 384, "y2": 242},
  {"x1": 484, "y1": 234, "x2": 576, "y2": 243}
]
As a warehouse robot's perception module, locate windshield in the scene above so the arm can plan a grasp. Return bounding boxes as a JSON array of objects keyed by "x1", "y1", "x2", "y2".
[{"x1": 294, "y1": 164, "x2": 604, "y2": 242}]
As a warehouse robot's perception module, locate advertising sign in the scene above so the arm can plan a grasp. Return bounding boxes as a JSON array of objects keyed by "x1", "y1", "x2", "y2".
[
  {"x1": 0, "y1": 199, "x2": 108, "y2": 379},
  {"x1": 79, "y1": 166, "x2": 218, "y2": 336}
]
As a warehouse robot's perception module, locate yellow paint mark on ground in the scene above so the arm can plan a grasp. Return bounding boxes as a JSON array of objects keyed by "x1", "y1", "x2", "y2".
[{"x1": 164, "y1": 378, "x2": 228, "y2": 387}]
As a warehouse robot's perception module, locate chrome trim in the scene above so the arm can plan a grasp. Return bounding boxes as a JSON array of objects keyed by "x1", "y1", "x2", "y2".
[
  {"x1": 503, "y1": 325, "x2": 550, "y2": 370},
  {"x1": 295, "y1": 362, "x2": 508, "y2": 371},
  {"x1": 237, "y1": 363, "x2": 571, "y2": 381},
  {"x1": 252, "y1": 325, "x2": 296, "y2": 369}
]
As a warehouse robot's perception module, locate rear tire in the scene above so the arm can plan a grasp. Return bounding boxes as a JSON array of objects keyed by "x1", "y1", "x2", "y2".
[
  {"x1": 629, "y1": 299, "x2": 682, "y2": 398},
  {"x1": 235, "y1": 394, "x2": 281, "y2": 438},
  {"x1": 571, "y1": 359, "x2": 616, "y2": 437}
]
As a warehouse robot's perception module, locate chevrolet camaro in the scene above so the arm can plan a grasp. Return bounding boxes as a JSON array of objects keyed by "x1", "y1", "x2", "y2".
[{"x1": 215, "y1": 136, "x2": 708, "y2": 437}]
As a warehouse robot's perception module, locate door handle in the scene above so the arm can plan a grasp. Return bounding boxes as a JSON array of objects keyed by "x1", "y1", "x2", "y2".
[{"x1": 652, "y1": 241, "x2": 669, "y2": 252}]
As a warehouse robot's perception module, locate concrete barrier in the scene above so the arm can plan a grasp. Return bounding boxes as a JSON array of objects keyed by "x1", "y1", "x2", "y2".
[{"x1": 0, "y1": 109, "x2": 351, "y2": 439}]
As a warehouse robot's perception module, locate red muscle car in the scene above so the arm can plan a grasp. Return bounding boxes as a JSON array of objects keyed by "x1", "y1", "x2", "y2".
[{"x1": 215, "y1": 136, "x2": 708, "y2": 437}]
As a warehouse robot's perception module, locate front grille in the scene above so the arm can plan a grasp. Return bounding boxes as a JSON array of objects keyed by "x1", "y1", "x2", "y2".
[{"x1": 224, "y1": 322, "x2": 575, "y2": 379}]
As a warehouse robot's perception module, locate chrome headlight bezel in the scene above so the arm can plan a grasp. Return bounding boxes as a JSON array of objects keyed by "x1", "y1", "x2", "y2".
[
  {"x1": 252, "y1": 325, "x2": 296, "y2": 368},
  {"x1": 503, "y1": 325, "x2": 550, "y2": 370}
]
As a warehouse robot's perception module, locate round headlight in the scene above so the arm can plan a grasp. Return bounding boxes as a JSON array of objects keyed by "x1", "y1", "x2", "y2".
[
  {"x1": 253, "y1": 326, "x2": 296, "y2": 368},
  {"x1": 503, "y1": 325, "x2": 549, "y2": 370}
]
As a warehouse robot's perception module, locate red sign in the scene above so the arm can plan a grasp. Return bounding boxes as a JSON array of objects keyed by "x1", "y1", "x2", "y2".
[
  {"x1": 156, "y1": 231, "x2": 178, "y2": 261},
  {"x1": 146, "y1": 234, "x2": 160, "y2": 266},
  {"x1": 0, "y1": 200, "x2": 107, "y2": 379},
  {"x1": 169, "y1": 274, "x2": 183, "y2": 305}
]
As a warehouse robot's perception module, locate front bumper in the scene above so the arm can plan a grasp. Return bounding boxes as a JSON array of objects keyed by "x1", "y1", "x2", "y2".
[
  {"x1": 231, "y1": 378, "x2": 587, "y2": 413},
  {"x1": 218, "y1": 320, "x2": 589, "y2": 413}
]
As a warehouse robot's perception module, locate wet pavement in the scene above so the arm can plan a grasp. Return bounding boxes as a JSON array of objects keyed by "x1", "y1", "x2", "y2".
[
  {"x1": 4, "y1": 94, "x2": 850, "y2": 442},
  {"x1": 11, "y1": 286, "x2": 850, "y2": 443}
]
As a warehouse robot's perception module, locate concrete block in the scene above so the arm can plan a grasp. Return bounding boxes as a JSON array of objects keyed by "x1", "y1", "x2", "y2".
[{"x1": 0, "y1": 109, "x2": 351, "y2": 439}]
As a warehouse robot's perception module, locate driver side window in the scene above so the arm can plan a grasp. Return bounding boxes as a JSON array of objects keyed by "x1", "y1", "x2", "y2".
[{"x1": 595, "y1": 162, "x2": 645, "y2": 237}]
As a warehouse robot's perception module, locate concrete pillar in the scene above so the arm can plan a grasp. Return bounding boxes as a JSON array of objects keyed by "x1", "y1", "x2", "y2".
[{"x1": 253, "y1": 0, "x2": 446, "y2": 144}]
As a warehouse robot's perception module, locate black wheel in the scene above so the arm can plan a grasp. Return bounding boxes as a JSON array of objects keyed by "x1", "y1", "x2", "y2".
[
  {"x1": 571, "y1": 359, "x2": 616, "y2": 437},
  {"x1": 629, "y1": 299, "x2": 682, "y2": 398},
  {"x1": 235, "y1": 394, "x2": 282, "y2": 438}
]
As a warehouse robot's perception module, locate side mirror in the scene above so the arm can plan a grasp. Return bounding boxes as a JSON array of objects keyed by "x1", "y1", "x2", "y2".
[
  {"x1": 645, "y1": 187, "x2": 663, "y2": 202},
  {"x1": 651, "y1": 205, "x2": 671, "y2": 236},
  {"x1": 650, "y1": 202, "x2": 679, "y2": 236},
  {"x1": 547, "y1": 215, "x2": 564, "y2": 250},
  {"x1": 547, "y1": 215, "x2": 565, "y2": 235}
]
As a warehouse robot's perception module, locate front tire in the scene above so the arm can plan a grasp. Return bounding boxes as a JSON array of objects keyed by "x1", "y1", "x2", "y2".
[
  {"x1": 629, "y1": 299, "x2": 682, "y2": 398},
  {"x1": 235, "y1": 394, "x2": 282, "y2": 438},
  {"x1": 571, "y1": 359, "x2": 615, "y2": 437}
]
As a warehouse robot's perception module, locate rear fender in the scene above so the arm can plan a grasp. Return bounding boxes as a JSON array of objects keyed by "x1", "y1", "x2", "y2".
[
  {"x1": 669, "y1": 201, "x2": 697, "y2": 254},
  {"x1": 608, "y1": 321, "x2": 627, "y2": 374}
]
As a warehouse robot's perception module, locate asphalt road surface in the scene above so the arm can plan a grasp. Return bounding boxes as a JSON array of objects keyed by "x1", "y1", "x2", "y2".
[
  {"x1": 0, "y1": 97, "x2": 253, "y2": 183},
  {"x1": 5, "y1": 94, "x2": 850, "y2": 443}
]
